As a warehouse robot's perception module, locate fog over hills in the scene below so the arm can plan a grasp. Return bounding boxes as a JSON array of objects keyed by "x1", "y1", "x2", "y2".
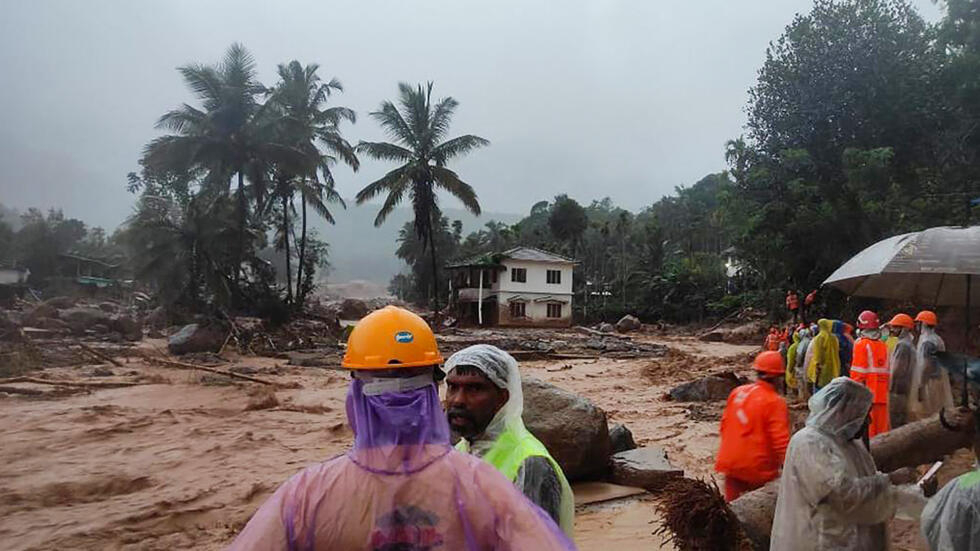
[{"x1": 315, "y1": 201, "x2": 521, "y2": 285}]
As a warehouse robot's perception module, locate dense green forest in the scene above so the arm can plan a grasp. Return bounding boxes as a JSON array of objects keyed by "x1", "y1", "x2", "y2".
[
  {"x1": 393, "y1": 0, "x2": 980, "y2": 321},
  {"x1": 2, "y1": 0, "x2": 979, "y2": 324}
]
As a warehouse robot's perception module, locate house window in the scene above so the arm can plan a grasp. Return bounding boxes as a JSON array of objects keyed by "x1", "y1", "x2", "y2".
[
  {"x1": 511, "y1": 268, "x2": 527, "y2": 283},
  {"x1": 546, "y1": 270, "x2": 561, "y2": 284},
  {"x1": 547, "y1": 303, "x2": 562, "y2": 318},
  {"x1": 510, "y1": 302, "x2": 526, "y2": 318}
]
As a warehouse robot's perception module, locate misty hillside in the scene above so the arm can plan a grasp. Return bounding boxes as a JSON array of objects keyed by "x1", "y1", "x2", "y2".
[{"x1": 314, "y1": 201, "x2": 521, "y2": 285}]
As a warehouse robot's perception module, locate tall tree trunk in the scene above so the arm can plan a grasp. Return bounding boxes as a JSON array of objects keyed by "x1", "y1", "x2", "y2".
[
  {"x1": 428, "y1": 219, "x2": 440, "y2": 312},
  {"x1": 282, "y1": 191, "x2": 292, "y2": 304},
  {"x1": 236, "y1": 171, "x2": 247, "y2": 285},
  {"x1": 295, "y1": 189, "x2": 308, "y2": 308}
]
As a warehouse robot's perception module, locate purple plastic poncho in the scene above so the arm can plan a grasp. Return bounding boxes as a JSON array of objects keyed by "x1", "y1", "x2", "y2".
[{"x1": 228, "y1": 376, "x2": 576, "y2": 551}]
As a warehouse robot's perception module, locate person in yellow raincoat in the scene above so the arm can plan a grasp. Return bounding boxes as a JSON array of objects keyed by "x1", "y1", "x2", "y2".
[
  {"x1": 786, "y1": 329, "x2": 801, "y2": 392},
  {"x1": 804, "y1": 319, "x2": 841, "y2": 392}
]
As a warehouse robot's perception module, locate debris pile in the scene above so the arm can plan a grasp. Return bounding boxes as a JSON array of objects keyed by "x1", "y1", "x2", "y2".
[{"x1": 439, "y1": 327, "x2": 668, "y2": 359}]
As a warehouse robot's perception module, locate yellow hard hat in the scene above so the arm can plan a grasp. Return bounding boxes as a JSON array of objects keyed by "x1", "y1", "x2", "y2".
[{"x1": 342, "y1": 306, "x2": 443, "y2": 370}]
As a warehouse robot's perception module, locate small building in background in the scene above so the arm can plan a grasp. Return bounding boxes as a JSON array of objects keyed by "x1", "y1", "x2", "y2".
[
  {"x1": 447, "y1": 246, "x2": 575, "y2": 327},
  {"x1": 0, "y1": 266, "x2": 30, "y2": 286}
]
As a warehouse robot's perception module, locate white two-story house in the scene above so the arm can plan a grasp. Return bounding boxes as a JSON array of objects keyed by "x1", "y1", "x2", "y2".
[{"x1": 447, "y1": 246, "x2": 575, "y2": 327}]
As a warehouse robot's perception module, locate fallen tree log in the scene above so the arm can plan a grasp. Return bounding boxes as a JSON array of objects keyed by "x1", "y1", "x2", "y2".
[
  {"x1": 0, "y1": 376, "x2": 140, "y2": 389},
  {"x1": 0, "y1": 385, "x2": 45, "y2": 396},
  {"x1": 77, "y1": 342, "x2": 123, "y2": 367},
  {"x1": 730, "y1": 411, "x2": 976, "y2": 549},
  {"x1": 145, "y1": 356, "x2": 276, "y2": 385}
]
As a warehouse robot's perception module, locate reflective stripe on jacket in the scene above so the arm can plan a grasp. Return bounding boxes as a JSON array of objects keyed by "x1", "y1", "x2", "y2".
[{"x1": 715, "y1": 380, "x2": 790, "y2": 485}]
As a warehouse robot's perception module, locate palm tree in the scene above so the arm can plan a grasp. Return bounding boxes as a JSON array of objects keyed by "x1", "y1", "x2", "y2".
[
  {"x1": 267, "y1": 60, "x2": 358, "y2": 307},
  {"x1": 144, "y1": 43, "x2": 286, "y2": 286},
  {"x1": 356, "y1": 82, "x2": 489, "y2": 309}
]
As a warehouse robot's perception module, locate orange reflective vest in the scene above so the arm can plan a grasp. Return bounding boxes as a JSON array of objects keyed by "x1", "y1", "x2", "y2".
[
  {"x1": 786, "y1": 293, "x2": 799, "y2": 310},
  {"x1": 715, "y1": 380, "x2": 790, "y2": 485},
  {"x1": 765, "y1": 331, "x2": 780, "y2": 351},
  {"x1": 850, "y1": 337, "x2": 891, "y2": 436}
]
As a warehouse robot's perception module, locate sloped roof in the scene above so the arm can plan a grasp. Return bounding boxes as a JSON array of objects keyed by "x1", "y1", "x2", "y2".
[
  {"x1": 445, "y1": 252, "x2": 507, "y2": 269},
  {"x1": 446, "y1": 246, "x2": 576, "y2": 269},
  {"x1": 501, "y1": 246, "x2": 576, "y2": 264}
]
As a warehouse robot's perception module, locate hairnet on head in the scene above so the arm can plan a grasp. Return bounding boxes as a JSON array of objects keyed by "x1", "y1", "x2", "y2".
[
  {"x1": 445, "y1": 344, "x2": 525, "y2": 444},
  {"x1": 807, "y1": 376, "x2": 873, "y2": 440},
  {"x1": 445, "y1": 344, "x2": 512, "y2": 390}
]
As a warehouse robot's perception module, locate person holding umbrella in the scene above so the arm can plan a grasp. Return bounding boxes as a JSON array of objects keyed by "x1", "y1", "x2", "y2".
[
  {"x1": 886, "y1": 313, "x2": 917, "y2": 428},
  {"x1": 909, "y1": 310, "x2": 954, "y2": 422}
]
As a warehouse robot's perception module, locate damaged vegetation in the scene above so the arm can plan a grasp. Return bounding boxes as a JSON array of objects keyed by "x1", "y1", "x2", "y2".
[{"x1": 654, "y1": 477, "x2": 747, "y2": 551}]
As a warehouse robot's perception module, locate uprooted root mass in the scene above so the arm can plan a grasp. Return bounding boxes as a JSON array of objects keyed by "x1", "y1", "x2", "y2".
[{"x1": 654, "y1": 477, "x2": 747, "y2": 551}]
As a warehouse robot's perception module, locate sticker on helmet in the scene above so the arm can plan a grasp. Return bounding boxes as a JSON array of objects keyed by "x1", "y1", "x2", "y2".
[{"x1": 395, "y1": 331, "x2": 414, "y2": 343}]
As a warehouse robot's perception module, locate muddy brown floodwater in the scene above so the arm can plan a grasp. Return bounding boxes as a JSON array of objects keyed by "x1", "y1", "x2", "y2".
[{"x1": 0, "y1": 335, "x2": 961, "y2": 550}]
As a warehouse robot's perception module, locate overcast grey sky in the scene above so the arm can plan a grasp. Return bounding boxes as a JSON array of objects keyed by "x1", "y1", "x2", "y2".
[{"x1": 0, "y1": 0, "x2": 944, "y2": 230}]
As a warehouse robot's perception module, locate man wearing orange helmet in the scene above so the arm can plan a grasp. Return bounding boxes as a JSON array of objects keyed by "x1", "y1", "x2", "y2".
[
  {"x1": 849, "y1": 310, "x2": 891, "y2": 437},
  {"x1": 229, "y1": 306, "x2": 575, "y2": 550},
  {"x1": 715, "y1": 351, "x2": 791, "y2": 501},
  {"x1": 886, "y1": 313, "x2": 917, "y2": 428},
  {"x1": 909, "y1": 310, "x2": 953, "y2": 421}
]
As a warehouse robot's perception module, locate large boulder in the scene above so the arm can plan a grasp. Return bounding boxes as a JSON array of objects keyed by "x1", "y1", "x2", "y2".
[
  {"x1": 144, "y1": 306, "x2": 168, "y2": 330},
  {"x1": 338, "y1": 298, "x2": 369, "y2": 320},
  {"x1": 668, "y1": 371, "x2": 745, "y2": 402},
  {"x1": 0, "y1": 311, "x2": 22, "y2": 340},
  {"x1": 167, "y1": 323, "x2": 227, "y2": 355},
  {"x1": 98, "y1": 301, "x2": 120, "y2": 313},
  {"x1": 609, "y1": 423, "x2": 637, "y2": 454},
  {"x1": 61, "y1": 307, "x2": 111, "y2": 334},
  {"x1": 24, "y1": 303, "x2": 59, "y2": 326},
  {"x1": 33, "y1": 317, "x2": 70, "y2": 332},
  {"x1": 522, "y1": 377, "x2": 611, "y2": 481},
  {"x1": 699, "y1": 331, "x2": 725, "y2": 342},
  {"x1": 723, "y1": 321, "x2": 768, "y2": 344},
  {"x1": 615, "y1": 314, "x2": 642, "y2": 333},
  {"x1": 41, "y1": 296, "x2": 75, "y2": 309},
  {"x1": 596, "y1": 322, "x2": 615, "y2": 334},
  {"x1": 109, "y1": 315, "x2": 143, "y2": 341},
  {"x1": 608, "y1": 446, "x2": 683, "y2": 491}
]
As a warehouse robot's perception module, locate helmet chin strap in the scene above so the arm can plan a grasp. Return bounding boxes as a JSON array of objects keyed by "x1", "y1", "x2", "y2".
[{"x1": 355, "y1": 372, "x2": 434, "y2": 396}]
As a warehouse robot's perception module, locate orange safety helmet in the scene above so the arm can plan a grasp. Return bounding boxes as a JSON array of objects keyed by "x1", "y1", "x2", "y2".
[
  {"x1": 342, "y1": 306, "x2": 444, "y2": 370},
  {"x1": 856, "y1": 310, "x2": 880, "y2": 330},
  {"x1": 886, "y1": 313, "x2": 914, "y2": 330},
  {"x1": 915, "y1": 310, "x2": 939, "y2": 327},
  {"x1": 753, "y1": 351, "x2": 786, "y2": 375}
]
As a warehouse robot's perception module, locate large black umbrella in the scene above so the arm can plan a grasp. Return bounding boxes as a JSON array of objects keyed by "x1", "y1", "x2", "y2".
[{"x1": 823, "y1": 225, "x2": 980, "y2": 404}]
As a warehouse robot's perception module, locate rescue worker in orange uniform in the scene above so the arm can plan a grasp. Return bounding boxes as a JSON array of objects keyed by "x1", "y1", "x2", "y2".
[
  {"x1": 849, "y1": 310, "x2": 891, "y2": 438},
  {"x1": 803, "y1": 289, "x2": 818, "y2": 322},
  {"x1": 715, "y1": 351, "x2": 791, "y2": 501},
  {"x1": 786, "y1": 290, "x2": 800, "y2": 323},
  {"x1": 765, "y1": 327, "x2": 781, "y2": 351}
]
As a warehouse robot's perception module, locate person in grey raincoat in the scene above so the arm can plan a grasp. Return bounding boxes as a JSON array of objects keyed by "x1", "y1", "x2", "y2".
[
  {"x1": 886, "y1": 313, "x2": 917, "y2": 428},
  {"x1": 770, "y1": 377, "x2": 921, "y2": 550},
  {"x1": 909, "y1": 311, "x2": 953, "y2": 422},
  {"x1": 794, "y1": 327, "x2": 812, "y2": 400},
  {"x1": 921, "y1": 408, "x2": 980, "y2": 551}
]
